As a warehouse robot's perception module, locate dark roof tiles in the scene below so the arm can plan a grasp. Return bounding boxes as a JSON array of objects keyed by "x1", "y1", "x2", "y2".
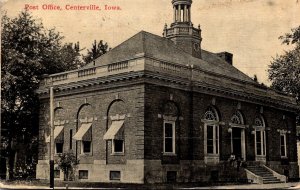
[{"x1": 88, "y1": 31, "x2": 255, "y2": 83}]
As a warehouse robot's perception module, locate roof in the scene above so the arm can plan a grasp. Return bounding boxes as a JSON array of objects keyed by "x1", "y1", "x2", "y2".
[{"x1": 87, "y1": 31, "x2": 255, "y2": 83}]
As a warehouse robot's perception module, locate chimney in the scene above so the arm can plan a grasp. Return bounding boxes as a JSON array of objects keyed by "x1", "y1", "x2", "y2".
[{"x1": 216, "y1": 52, "x2": 233, "y2": 65}]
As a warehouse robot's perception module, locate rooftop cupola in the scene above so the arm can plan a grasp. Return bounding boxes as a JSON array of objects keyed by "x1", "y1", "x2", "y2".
[
  {"x1": 172, "y1": 0, "x2": 192, "y2": 23},
  {"x1": 163, "y1": 0, "x2": 202, "y2": 59}
]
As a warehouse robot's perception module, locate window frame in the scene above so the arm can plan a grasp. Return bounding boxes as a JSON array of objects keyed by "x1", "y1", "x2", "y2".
[
  {"x1": 112, "y1": 139, "x2": 124, "y2": 154},
  {"x1": 163, "y1": 120, "x2": 176, "y2": 155},
  {"x1": 54, "y1": 170, "x2": 60, "y2": 179},
  {"x1": 55, "y1": 142, "x2": 63, "y2": 154},
  {"x1": 81, "y1": 140, "x2": 92, "y2": 154},
  {"x1": 280, "y1": 133, "x2": 287, "y2": 158},
  {"x1": 254, "y1": 117, "x2": 266, "y2": 157},
  {"x1": 203, "y1": 107, "x2": 220, "y2": 156},
  {"x1": 204, "y1": 124, "x2": 219, "y2": 155},
  {"x1": 78, "y1": 170, "x2": 89, "y2": 179},
  {"x1": 110, "y1": 171, "x2": 121, "y2": 181}
]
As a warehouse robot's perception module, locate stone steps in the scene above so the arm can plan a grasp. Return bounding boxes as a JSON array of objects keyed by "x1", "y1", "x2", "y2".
[{"x1": 246, "y1": 165, "x2": 283, "y2": 184}]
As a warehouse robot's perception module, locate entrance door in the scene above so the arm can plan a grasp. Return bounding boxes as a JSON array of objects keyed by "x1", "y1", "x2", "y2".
[{"x1": 232, "y1": 128, "x2": 242, "y2": 158}]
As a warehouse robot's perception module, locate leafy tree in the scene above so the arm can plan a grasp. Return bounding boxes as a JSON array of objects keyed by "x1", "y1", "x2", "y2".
[
  {"x1": 268, "y1": 26, "x2": 300, "y2": 103},
  {"x1": 83, "y1": 40, "x2": 110, "y2": 64},
  {"x1": 56, "y1": 153, "x2": 79, "y2": 181},
  {"x1": 1, "y1": 11, "x2": 83, "y2": 179}
]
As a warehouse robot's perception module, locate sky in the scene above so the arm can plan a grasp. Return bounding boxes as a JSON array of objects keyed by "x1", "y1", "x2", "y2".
[{"x1": 1, "y1": 0, "x2": 300, "y2": 85}]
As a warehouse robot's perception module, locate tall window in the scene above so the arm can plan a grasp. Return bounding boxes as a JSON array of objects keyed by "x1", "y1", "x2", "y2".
[
  {"x1": 280, "y1": 134, "x2": 287, "y2": 157},
  {"x1": 204, "y1": 107, "x2": 219, "y2": 155},
  {"x1": 164, "y1": 121, "x2": 175, "y2": 154},
  {"x1": 254, "y1": 117, "x2": 266, "y2": 156}
]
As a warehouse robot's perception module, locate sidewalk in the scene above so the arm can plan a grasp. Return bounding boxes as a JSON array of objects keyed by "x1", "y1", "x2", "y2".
[
  {"x1": 1, "y1": 181, "x2": 300, "y2": 189},
  {"x1": 181, "y1": 182, "x2": 300, "y2": 189}
]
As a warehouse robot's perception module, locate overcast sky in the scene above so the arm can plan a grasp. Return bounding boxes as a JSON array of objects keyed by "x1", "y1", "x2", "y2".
[{"x1": 2, "y1": 0, "x2": 300, "y2": 85}]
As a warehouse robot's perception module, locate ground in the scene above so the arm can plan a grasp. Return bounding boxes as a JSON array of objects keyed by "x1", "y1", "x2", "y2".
[{"x1": 1, "y1": 180, "x2": 300, "y2": 189}]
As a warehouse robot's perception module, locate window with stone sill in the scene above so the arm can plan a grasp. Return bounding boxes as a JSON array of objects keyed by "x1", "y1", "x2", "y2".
[
  {"x1": 82, "y1": 141, "x2": 92, "y2": 154},
  {"x1": 280, "y1": 134, "x2": 287, "y2": 157},
  {"x1": 254, "y1": 116, "x2": 266, "y2": 156},
  {"x1": 204, "y1": 107, "x2": 219, "y2": 155},
  {"x1": 55, "y1": 143, "x2": 63, "y2": 154},
  {"x1": 112, "y1": 139, "x2": 124, "y2": 154},
  {"x1": 163, "y1": 121, "x2": 176, "y2": 154}
]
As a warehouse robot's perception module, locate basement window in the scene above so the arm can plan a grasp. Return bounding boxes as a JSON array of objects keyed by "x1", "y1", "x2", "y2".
[
  {"x1": 79, "y1": 170, "x2": 88, "y2": 179},
  {"x1": 110, "y1": 171, "x2": 121, "y2": 181},
  {"x1": 54, "y1": 170, "x2": 60, "y2": 178},
  {"x1": 167, "y1": 171, "x2": 177, "y2": 183}
]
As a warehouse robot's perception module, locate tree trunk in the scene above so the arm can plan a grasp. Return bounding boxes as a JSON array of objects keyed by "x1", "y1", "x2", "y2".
[
  {"x1": 8, "y1": 151, "x2": 15, "y2": 180},
  {"x1": 5, "y1": 158, "x2": 9, "y2": 180}
]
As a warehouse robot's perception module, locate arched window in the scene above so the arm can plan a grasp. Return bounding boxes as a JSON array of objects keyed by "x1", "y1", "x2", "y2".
[
  {"x1": 254, "y1": 116, "x2": 266, "y2": 157},
  {"x1": 229, "y1": 110, "x2": 246, "y2": 160},
  {"x1": 104, "y1": 100, "x2": 127, "y2": 154},
  {"x1": 231, "y1": 111, "x2": 244, "y2": 125},
  {"x1": 203, "y1": 107, "x2": 219, "y2": 155},
  {"x1": 204, "y1": 107, "x2": 219, "y2": 121}
]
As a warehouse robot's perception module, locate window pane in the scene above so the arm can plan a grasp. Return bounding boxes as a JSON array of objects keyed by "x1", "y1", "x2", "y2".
[
  {"x1": 207, "y1": 145, "x2": 213, "y2": 154},
  {"x1": 207, "y1": 138, "x2": 213, "y2": 154},
  {"x1": 262, "y1": 132, "x2": 265, "y2": 155},
  {"x1": 83, "y1": 141, "x2": 91, "y2": 153},
  {"x1": 165, "y1": 123, "x2": 173, "y2": 137},
  {"x1": 54, "y1": 170, "x2": 60, "y2": 178},
  {"x1": 215, "y1": 126, "x2": 218, "y2": 154},
  {"x1": 257, "y1": 142, "x2": 262, "y2": 155},
  {"x1": 110, "y1": 171, "x2": 121, "y2": 180},
  {"x1": 280, "y1": 135, "x2": 285, "y2": 145},
  {"x1": 256, "y1": 131, "x2": 262, "y2": 155},
  {"x1": 165, "y1": 138, "x2": 173, "y2": 152},
  {"x1": 56, "y1": 143, "x2": 63, "y2": 153},
  {"x1": 79, "y1": 170, "x2": 88, "y2": 179},
  {"x1": 114, "y1": 140, "x2": 123, "y2": 153},
  {"x1": 281, "y1": 145, "x2": 285, "y2": 156},
  {"x1": 207, "y1": 126, "x2": 213, "y2": 140},
  {"x1": 280, "y1": 135, "x2": 286, "y2": 156},
  {"x1": 256, "y1": 131, "x2": 261, "y2": 143}
]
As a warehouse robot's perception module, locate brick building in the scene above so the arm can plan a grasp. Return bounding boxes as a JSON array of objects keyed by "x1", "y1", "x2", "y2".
[{"x1": 36, "y1": 0, "x2": 299, "y2": 184}]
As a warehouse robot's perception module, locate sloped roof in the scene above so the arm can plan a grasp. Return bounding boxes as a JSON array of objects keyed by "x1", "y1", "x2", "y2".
[{"x1": 87, "y1": 31, "x2": 255, "y2": 83}]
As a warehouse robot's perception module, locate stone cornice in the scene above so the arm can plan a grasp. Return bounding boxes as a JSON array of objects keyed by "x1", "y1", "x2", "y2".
[
  {"x1": 37, "y1": 58, "x2": 299, "y2": 112},
  {"x1": 37, "y1": 68, "x2": 299, "y2": 113}
]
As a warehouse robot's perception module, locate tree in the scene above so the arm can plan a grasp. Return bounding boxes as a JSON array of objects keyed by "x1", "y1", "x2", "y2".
[
  {"x1": 1, "y1": 11, "x2": 83, "y2": 179},
  {"x1": 83, "y1": 40, "x2": 109, "y2": 64},
  {"x1": 268, "y1": 26, "x2": 300, "y2": 103},
  {"x1": 55, "y1": 153, "x2": 79, "y2": 181}
]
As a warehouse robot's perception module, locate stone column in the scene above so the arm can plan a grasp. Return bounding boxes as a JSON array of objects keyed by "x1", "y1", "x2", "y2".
[
  {"x1": 173, "y1": 5, "x2": 176, "y2": 22},
  {"x1": 178, "y1": 4, "x2": 181, "y2": 22},
  {"x1": 184, "y1": 5, "x2": 187, "y2": 22},
  {"x1": 188, "y1": 6, "x2": 191, "y2": 22}
]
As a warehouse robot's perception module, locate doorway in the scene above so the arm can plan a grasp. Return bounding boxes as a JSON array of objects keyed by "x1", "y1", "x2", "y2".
[{"x1": 231, "y1": 127, "x2": 246, "y2": 160}]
